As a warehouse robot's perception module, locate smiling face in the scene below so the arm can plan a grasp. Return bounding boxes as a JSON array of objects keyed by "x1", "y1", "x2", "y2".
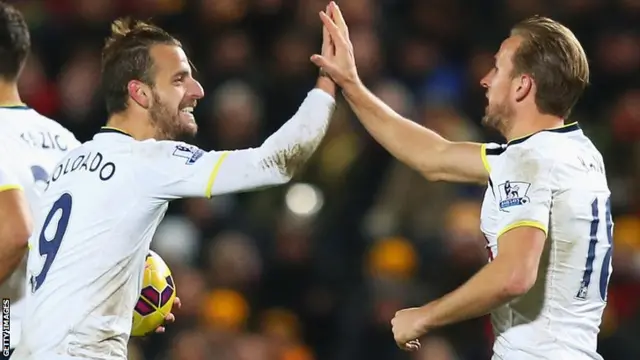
[
  {"x1": 479, "y1": 36, "x2": 524, "y2": 135},
  {"x1": 146, "y1": 44, "x2": 204, "y2": 140}
]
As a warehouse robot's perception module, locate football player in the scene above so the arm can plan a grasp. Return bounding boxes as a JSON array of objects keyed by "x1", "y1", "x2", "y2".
[
  {"x1": 313, "y1": 3, "x2": 610, "y2": 359},
  {"x1": 13, "y1": 17, "x2": 336, "y2": 360}
]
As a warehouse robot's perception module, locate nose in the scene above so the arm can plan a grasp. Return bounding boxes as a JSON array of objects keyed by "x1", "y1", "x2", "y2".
[
  {"x1": 480, "y1": 75, "x2": 489, "y2": 89},
  {"x1": 189, "y1": 79, "x2": 205, "y2": 100}
]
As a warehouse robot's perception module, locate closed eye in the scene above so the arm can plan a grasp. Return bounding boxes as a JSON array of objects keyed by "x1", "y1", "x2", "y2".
[{"x1": 173, "y1": 70, "x2": 190, "y2": 83}]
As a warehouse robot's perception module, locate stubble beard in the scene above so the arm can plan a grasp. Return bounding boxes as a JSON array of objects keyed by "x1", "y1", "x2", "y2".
[
  {"x1": 481, "y1": 101, "x2": 514, "y2": 137},
  {"x1": 148, "y1": 90, "x2": 197, "y2": 141}
]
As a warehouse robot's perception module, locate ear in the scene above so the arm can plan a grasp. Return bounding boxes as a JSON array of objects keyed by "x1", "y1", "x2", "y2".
[
  {"x1": 516, "y1": 74, "x2": 535, "y2": 102},
  {"x1": 514, "y1": 74, "x2": 533, "y2": 102},
  {"x1": 127, "y1": 80, "x2": 150, "y2": 109}
]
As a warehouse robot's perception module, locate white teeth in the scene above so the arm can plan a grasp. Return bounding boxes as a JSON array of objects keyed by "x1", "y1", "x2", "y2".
[{"x1": 181, "y1": 107, "x2": 194, "y2": 114}]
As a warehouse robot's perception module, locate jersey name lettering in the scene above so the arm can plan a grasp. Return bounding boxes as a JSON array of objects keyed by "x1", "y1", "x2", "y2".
[
  {"x1": 21, "y1": 131, "x2": 68, "y2": 151},
  {"x1": 48, "y1": 151, "x2": 116, "y2": 187}
]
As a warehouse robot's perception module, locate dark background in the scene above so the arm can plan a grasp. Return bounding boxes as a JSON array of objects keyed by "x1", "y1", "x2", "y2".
[{"x1": 11, "y1": 0, "x2": 640, "y2": 359}]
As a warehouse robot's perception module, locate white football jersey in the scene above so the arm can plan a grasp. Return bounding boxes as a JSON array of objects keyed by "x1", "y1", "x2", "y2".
[
  {"x1": 0, "y1": 105, "x2": 80, "y2": 349},
  {"x1": 14, "y1": 88, "x2": 334, "y2": 360},
  {"x1": 480, "y1": 123, "x2": 611, "y2": 360}
]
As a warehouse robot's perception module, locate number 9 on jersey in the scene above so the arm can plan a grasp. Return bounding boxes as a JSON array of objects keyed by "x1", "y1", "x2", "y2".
[{"x1": 30, "y1": 193, "x2": 73, "y2": 292}]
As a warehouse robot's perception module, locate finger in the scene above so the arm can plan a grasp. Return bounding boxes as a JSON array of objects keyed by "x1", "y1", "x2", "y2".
[
  {"x1": 164, "y1": 312, "x2": 176, "y2": 323},
  {"x1": 319, "y1": 11, "x2": 347, "y2": 48},
  {"x1": 329, "y1": 2, "x2": 349, "y2": 38},
  {"x1": 154, "y1": 326, "x2": 165, "y2": 334},
  {"x1": 405, "y1": 343, "x2": 420, "y2": 351},
  {"x1": 322, "y1": 25, "x2": 334, "y2": 56},
  {"x1": 321, "y1": 13, "x2": 331, "y2": 50},
  {"x1": 319, "y1": 11, "x2": 340, "y2": 39},
  {"x1": 408, "y1": 339, "x2": 421, "y2": 347},
  {"x1": 310, "y1": 54, "x2": 330, "y2": 69},
  {"x1": 310, "y1": 55, "x2": 337, "y2": 80},
  {"x1": 398, "y1": 340, "x2": 420, "y2": 351},
  {"x1": 173, "y1": 296, "x2": 182, "y2": 309},
  {"x1": 323, "y1": 5, "x2": 331, "y2": 43}
]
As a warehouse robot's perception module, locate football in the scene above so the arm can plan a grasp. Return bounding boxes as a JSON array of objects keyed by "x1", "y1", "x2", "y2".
[{"x1": 131, "y1": 250, "x2": 176, "y2": 337}]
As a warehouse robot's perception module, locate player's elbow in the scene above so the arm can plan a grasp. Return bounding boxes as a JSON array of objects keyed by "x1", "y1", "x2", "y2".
[
  {"x1": 416, "y1": 141, "x2": 454, "y2": 182},
  {"x1": 273, "y1": 172, "x2": 294, "y2": 186},
  {"x1": 257, "y1": 145, "x2": 311, "y2": 185},
  {"x1": 502, "y1": 265, "x2": 537, "y2": 297},
  {"x1": 421, "y1": 171, "x2": 446, "y2": 182}
]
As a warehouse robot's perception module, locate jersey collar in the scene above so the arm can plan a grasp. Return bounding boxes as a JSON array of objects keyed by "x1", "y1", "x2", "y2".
[
  {"x1": 508, "y1": 122, "x2": 581, "y2": 146},
  {"x1": 98, "y1": 126, "x2": 133, "y2": 138},
  {"x1": 0, "y1": 104, "x2": 30, "y2": 110}
]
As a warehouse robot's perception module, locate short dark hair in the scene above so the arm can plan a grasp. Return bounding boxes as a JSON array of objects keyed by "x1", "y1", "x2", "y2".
[
  {"x1": 0, "y1": 2, "x2": 30, "y2": 81},
  {"x1": 510, "y1": 16, "x2": 589, "y2": 119},
  {"x1": 101, "y1": 18, "x2": 181, "y2": 115}
]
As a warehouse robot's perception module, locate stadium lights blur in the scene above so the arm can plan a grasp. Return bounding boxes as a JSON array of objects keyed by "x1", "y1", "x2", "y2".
[{"x1": 284, "y1": 182, "x2": 324, "y2": 217}]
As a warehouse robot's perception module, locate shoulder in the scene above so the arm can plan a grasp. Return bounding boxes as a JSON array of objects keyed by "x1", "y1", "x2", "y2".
[
  {"x1": 503, "y1": 135, "x2": 558, "y2": 166},
  {"x1": 30, "y1": 111, "x2": 64, "y2": 130},
  {"x1": 133, "y1": 140, "x2": 205, "y2": 164},
  {"x1": 480, "y1": 142, "x2": 507, "y2": 173},
  {"x1": 33, "y1": 111, "x2": 81, "y2": 147},
  {"x1": 493, "y1": 140, "x2": 559, "y2": 186},
  {"x1": 483, "y1": 142, "x2": 507, "y2": 155}
]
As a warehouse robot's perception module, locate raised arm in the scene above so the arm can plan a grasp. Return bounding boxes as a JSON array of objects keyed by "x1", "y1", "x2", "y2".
[
  {"x1": 311, "y1": 2, "x2": 488, "y2": 184},
  {"x1": 343, "y1": 83, "x2": 487, "y2": 183},
  {"x1": 144, "y1": 79, "x2": 336, "y2": 199},
  {"x1": 208, "y1": 81, "x2": 336, "y2": 196}
]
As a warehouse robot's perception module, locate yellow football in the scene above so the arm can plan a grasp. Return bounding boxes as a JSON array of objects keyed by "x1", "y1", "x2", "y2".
[{"x1": 131, "y1": 250, "x2": 176, "y2": 337}]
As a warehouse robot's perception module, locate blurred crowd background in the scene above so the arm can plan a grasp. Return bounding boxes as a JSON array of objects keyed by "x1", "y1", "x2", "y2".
[{"x1": 9, "y1": 0, "x2": 640, "y2": 359}]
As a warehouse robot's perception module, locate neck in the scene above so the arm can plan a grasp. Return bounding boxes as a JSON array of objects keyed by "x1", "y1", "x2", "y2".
[
  {"x1": 105, "y1": 110, "x2": 157, "y2": 141},
  {"x1": 505, "y1": 111, "x2": 565, "y2": 143},
  {"x1": 0, "y1": 80, "x2": 24, "y2": 107}
]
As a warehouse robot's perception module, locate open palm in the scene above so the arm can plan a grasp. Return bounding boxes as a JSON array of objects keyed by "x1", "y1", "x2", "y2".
[{"x1": 310, "y1": 2, "x2": 360, "y2": 87}]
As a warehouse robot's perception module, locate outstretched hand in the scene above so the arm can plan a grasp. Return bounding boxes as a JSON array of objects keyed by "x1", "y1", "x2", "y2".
[
  {"x1": 310, "y1": 2, "x2": 360, "y2": 87},
  {"x1": 154, "y1": 296, "x2": 181, "y2": 334}
]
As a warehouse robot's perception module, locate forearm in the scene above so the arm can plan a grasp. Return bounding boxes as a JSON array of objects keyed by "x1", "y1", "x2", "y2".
[
  {"x1": 0, "y1": 225, "x2": 29, "y2": 286},
  {"x1": 258, "y1": 80, "x2": 336, "y2": 179},
  {"x1": 341, "y1": 82, "x2": 487, "y2": 183},
  {"x1": 420, "y1": 259, "x2": 521, "y2": 329},
  {"x1": 0, "y1": 244, "x2": 27, "y2": 285},
  {"x1": 341, "y1": 82, "x2": 447, "y2": 174}
]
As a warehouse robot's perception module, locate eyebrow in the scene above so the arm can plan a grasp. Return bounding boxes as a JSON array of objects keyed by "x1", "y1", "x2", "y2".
[{"x1": 173, "y1": 70, "x2": 191, "y2": 79}]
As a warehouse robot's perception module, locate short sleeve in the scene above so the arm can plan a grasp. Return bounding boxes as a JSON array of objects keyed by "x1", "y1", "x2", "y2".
[
  {"x1": 137, "y1": 141, "x2": 289, "y2": 200},
  {"x1": 492, "y1": 146, "x2": 554, "y2": 239},
  {"x1": 481, "y1": 143, "x2": 507, "y2": 174},
  {"x1": 0, "y1": 159, "x2": 21, "y2": 192}
]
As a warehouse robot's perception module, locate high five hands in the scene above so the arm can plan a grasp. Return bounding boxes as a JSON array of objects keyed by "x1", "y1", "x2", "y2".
[
  {"x1": 311, "y1": 2, "x2": 427, "y2": 352},
  {"x1": 310, "y1": 2, "x2": 360, "y2": 88}
]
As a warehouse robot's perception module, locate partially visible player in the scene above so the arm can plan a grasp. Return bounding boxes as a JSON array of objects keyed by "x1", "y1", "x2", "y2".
[
  {"x1": 0, "y1": 2, "x2": 81, "y2": 356},
  {"x1": 13, "y1": 17, "x2": 336, "y2": 360},
  {"x1": 313, "y1": 3, "x2": 609, "y2": 359},
  {"x1": 0, "y1": 5, "x2": 178, "y2": 357}
]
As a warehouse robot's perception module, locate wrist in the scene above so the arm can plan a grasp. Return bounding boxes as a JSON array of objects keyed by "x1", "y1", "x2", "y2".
[
  {"x1": 340, "y1": 76, "x2": 364, "y2": 97},
  {"x1": 315, "y1": 76, "x2": 336, "y2": 98},
  {"x1": 417, "y1": 303, "x2": 436, "y2": 332}
]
